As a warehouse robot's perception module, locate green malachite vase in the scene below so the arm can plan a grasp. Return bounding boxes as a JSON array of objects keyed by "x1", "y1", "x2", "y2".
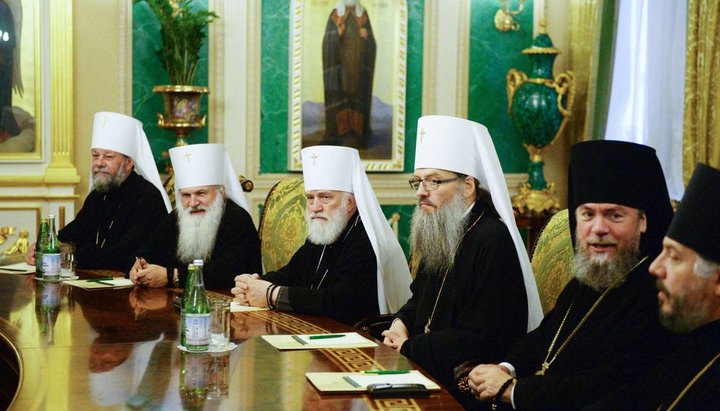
[{"x1": 507, "y1": 23, "x2": 575, "y2": 214}]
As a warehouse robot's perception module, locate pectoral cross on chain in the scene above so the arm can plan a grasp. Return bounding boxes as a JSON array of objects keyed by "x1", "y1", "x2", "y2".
[
  {"x1": 535, "y1": 362, "x2": 550, "y2": 376},
  {"x1": 184, "y1": 152, "x2": 192, "y2": 163}
]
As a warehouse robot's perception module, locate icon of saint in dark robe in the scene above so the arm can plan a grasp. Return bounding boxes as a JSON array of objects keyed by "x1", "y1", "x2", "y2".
[
  {"x1": 0, "y1": 0, "x2": 21, "y2": 143},
  {"x1": 321, "y1": 0, "x2": 376, "y2": 149}
]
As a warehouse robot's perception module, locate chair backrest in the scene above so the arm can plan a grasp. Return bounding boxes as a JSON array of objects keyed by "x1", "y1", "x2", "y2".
[
  {"x1": 258, "y1": 178, "x2": 307, "y2": 273},
  {"x1": 531, "y1": 209, "x2": 574, "y2": 314}
]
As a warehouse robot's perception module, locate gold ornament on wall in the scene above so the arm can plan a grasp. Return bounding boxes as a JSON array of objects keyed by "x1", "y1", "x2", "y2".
[{"x1": 495, "y1": 0, "x2": 526, "y2": 32}]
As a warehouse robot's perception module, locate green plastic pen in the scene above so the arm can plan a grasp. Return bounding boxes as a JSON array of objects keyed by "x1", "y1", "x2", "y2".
[
  {"x1": 362, "y1": 370, "x2": 410, "y2": 375},
  {"x1": 308, "y1": 334, "x2": 345, "y2": 340},
  {"x1": 87, "y1": 277, "x2": 114, "y2": 283}
]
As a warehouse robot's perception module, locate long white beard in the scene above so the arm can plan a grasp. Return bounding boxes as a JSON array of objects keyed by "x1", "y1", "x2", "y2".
[
  {"x1": 176, "y1": 195, "x2": 225, "y2": 264},
  {"x1": 573, "y1": 232, "x2": 641, "y2": 291},
  {"x1": 306, "y1": 200, "x2": 351, "y2": 245},
  {"x1": 409, "y1": 190, "x2": 469, "y2": 275}
]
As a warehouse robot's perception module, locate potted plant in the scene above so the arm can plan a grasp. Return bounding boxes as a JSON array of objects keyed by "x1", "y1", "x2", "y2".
[{"x1": 134, "y1": 0, "x2": 219, "y2": 145}]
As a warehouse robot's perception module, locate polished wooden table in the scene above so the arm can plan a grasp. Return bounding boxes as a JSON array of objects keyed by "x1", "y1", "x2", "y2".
[{"x1": 0, "y1": 270, "x2": 462, "y2": 410}]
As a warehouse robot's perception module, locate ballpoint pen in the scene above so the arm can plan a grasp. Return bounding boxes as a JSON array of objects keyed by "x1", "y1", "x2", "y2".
[{"x1": 361, "y1": 370, "x2": 410, "y2": 375}]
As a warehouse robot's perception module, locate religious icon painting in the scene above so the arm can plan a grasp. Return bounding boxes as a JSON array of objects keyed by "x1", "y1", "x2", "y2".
[
  {"x1": 289, "y1": 0, "x2": 407, "y2": 172},
  {"x1": 0, "y1": 0, "x2": 42, "y2": 161}
]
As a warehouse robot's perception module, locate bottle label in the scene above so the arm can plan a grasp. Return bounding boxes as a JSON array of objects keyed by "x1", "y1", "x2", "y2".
[
  {"x1": 185, "y1": 313, "x2": 210, "y2": 348},
  {"x1": 42, "y1": 253, "x2": 61, "y2": 276}
]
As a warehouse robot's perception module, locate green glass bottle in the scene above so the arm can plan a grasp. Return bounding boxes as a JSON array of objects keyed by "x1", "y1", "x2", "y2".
[
  {"x1": 35, "y1": 218, "x2": 49, "y2": 278},
  {"x1": 180, "y1": 263, "x2": 198, "y2": 348},
  {"x1": 184, "y1": 259, "x2": 210, "y2": 351},
  {"x1": 42, "y1": 215, "x2": 61, "y2": 280}
]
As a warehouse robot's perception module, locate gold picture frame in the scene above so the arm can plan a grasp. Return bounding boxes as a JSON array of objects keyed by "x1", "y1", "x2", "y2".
[
  {"x1": 289, "y1": 0, "x2": 407, "y2": 172},
  {"x1": 0, "y1": 0, "x2": 42, "y2": 161}
]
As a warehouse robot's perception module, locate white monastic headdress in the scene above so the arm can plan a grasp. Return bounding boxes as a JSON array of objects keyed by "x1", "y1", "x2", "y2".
[
  {"x1": 301, "y1": 145, "x2": 412, "y2": 314},
  {"x1": 415, "y1": 115, "x2": 543, "y2": 331},
  {"x1": 169, "y1": 144, "x2": 249, "y2": 212},
  {"x1": 91, "y1": 112, "x2": 172, "y2": 212}
]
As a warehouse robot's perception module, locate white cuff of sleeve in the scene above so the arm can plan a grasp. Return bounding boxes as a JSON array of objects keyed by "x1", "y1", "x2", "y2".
[
  {"x1": 499, "y1": 362, "x2": 516, "y2": 377},
  {"x1": 510, "y1": 383, "x2": 517, "y2": 409}
]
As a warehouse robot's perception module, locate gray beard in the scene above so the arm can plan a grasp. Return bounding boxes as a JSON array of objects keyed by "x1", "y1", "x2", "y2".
[
  {"x1": 573, "y1": 238, "x2": 641, "y2": 291},
  {"x1": 409, "y1": 190, "x2": 469, "y2": 276},
  {"x1": 93, "y1": 165, "x2": 129, "y2": 194},
  {"x1": 176, "y1": 195, "x2": 225, "y2": 264},
  {"x1": 657, "y1": 279, "x2": 711, "y2": 333},
  {"x1": 306, "y1": 200, "x2": 350, "y2": 245}
]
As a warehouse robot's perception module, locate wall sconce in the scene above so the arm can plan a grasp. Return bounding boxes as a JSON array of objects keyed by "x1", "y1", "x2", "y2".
[{"x1": 494, "y1": 0, "x2": 525, "y2": 32}]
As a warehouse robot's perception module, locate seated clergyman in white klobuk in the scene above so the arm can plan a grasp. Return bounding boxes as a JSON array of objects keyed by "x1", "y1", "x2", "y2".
[
  {"x1": 27, "y1": 112, "x2": 171, "y2": 271},
  {"x1": 129, "y1": 144, "x2": 262, "y2": 290},
  {"x1": 232, "y1": 145, "x2": 412, "y2": 326},
  {"x1": 381, "y1": 115, "x2": 544, "y2": 399}
]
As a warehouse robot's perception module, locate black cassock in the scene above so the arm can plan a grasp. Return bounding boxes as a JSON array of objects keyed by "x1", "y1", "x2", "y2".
[
  {"x1": 135, "y1": 199, "x2": 262, "y2": 290},
  {"x1": 588, "y1": 319, "x2": 720, "y2": 410},
  {"x1": 505, "y1": 259, "x2": 681, "y2": 411},
  {"x1": 59, "y1": 170, "x2": 168, "y2": 271},
  {"x1": 263, "y1": 212, "x2": 379, "y2": 326},
  {"x1": 394, "y1": 201, "x2": 529, "y2": 391}
]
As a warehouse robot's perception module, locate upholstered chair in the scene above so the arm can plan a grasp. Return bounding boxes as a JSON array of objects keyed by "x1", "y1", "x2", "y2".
[
  {"x1": 530, "y1": 209, "x2": 574, "y2": 314},
  {"x1": 258, "y1": 178, "x2": 307, "y2": 273}
]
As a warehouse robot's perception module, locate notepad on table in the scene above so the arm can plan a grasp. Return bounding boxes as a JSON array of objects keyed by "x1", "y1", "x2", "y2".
[
  {"x1": 0, "y1": 262, "x2": 35, "y2": 274},
  {"x1": 262, "y1": 332, "x2": 377, "y2": 350},
  {"x1": 230, "y1": 301, "x2": 268, "y2": 312},
  {"x1": 64, "y1": 278, "x2": 134, "y2": 290},
  {"x1": 305, "y1": 370, "x2": 440, "y2": 393}
]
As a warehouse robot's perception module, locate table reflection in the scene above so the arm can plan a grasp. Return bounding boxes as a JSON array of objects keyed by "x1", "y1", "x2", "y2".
[
  {"x1": 33, "y1": 280, "x2": 63, "y2": 345},
  {"x1": 0, "y1": 273, "x2": 461, "y2": 410}
]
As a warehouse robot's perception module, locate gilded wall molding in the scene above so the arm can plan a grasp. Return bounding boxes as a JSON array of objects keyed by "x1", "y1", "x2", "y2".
[
  {"x1": 422, "y1": 0, "x2": 470, "y2": 117},
  {"x1": 46, "y1": 1, "x2": 79, "y2": 183},
  {"x1": 455, "y1": 0, "x2": 470, "y2": 117}
]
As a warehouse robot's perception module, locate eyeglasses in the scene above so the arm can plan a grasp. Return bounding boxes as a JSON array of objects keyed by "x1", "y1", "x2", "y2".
[{"x1": 408, "y1": 176, "x2": 460, "y2": 191}]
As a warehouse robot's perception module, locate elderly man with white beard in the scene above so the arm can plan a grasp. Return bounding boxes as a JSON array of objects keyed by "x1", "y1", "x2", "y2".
[
  {"x1": 380, "y1": 116, "x2": 543, "y2": 404},
  {"x1": 232, "y1": 145, "x2": 412, "y2": 326},
  {"x1": 129, "y1": 144, "x2": 261, "y2": 290},
  {"x1": 26, "y1": 112, "x2": 171, "y2": 270},
  {"x1": 466, "y1": 141, "x2": 681, "y2": 411}
]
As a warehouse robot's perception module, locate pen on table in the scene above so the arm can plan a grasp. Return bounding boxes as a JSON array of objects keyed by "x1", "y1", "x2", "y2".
[
  {"x1": 362, "y1": 370, "x2": 410, "y2": 375},
  {"x1": 308, "y1": 334, "x2": 345, "y2": 340},
  {"x1": 87, "y1": 277, "x2": 114, "y2": 283}
]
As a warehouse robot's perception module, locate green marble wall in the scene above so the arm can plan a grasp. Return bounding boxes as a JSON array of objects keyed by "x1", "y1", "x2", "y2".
[
  {"x1": 260, "y1": 0, "x2": 424, "y2": 174},
  {"x1": 381, "y1": 204, "x2": 415, "y2": 257},
  {"x1": 132, "y1": 0, "x2": 210, "y2": 172},
  {"x1": 468, "y1": 0, "x2": 534, "y2": 172}
]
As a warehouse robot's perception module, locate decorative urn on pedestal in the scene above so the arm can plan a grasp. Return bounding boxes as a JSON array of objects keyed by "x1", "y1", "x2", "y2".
[
  {"x1": 507, "y1": 20, "x2": 574, "y2": 214},
  {"x1": 135, "y1": 0, "x2": 218, "y2": 147}
]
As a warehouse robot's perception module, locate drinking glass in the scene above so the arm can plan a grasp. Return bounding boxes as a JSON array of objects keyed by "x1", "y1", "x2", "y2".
[
  {"x1": 209, "y1": 299, "x2": 230, "y2": 350},
  {"x1": 60, "y1": 243, "x2": 75, "y2": 278}
]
